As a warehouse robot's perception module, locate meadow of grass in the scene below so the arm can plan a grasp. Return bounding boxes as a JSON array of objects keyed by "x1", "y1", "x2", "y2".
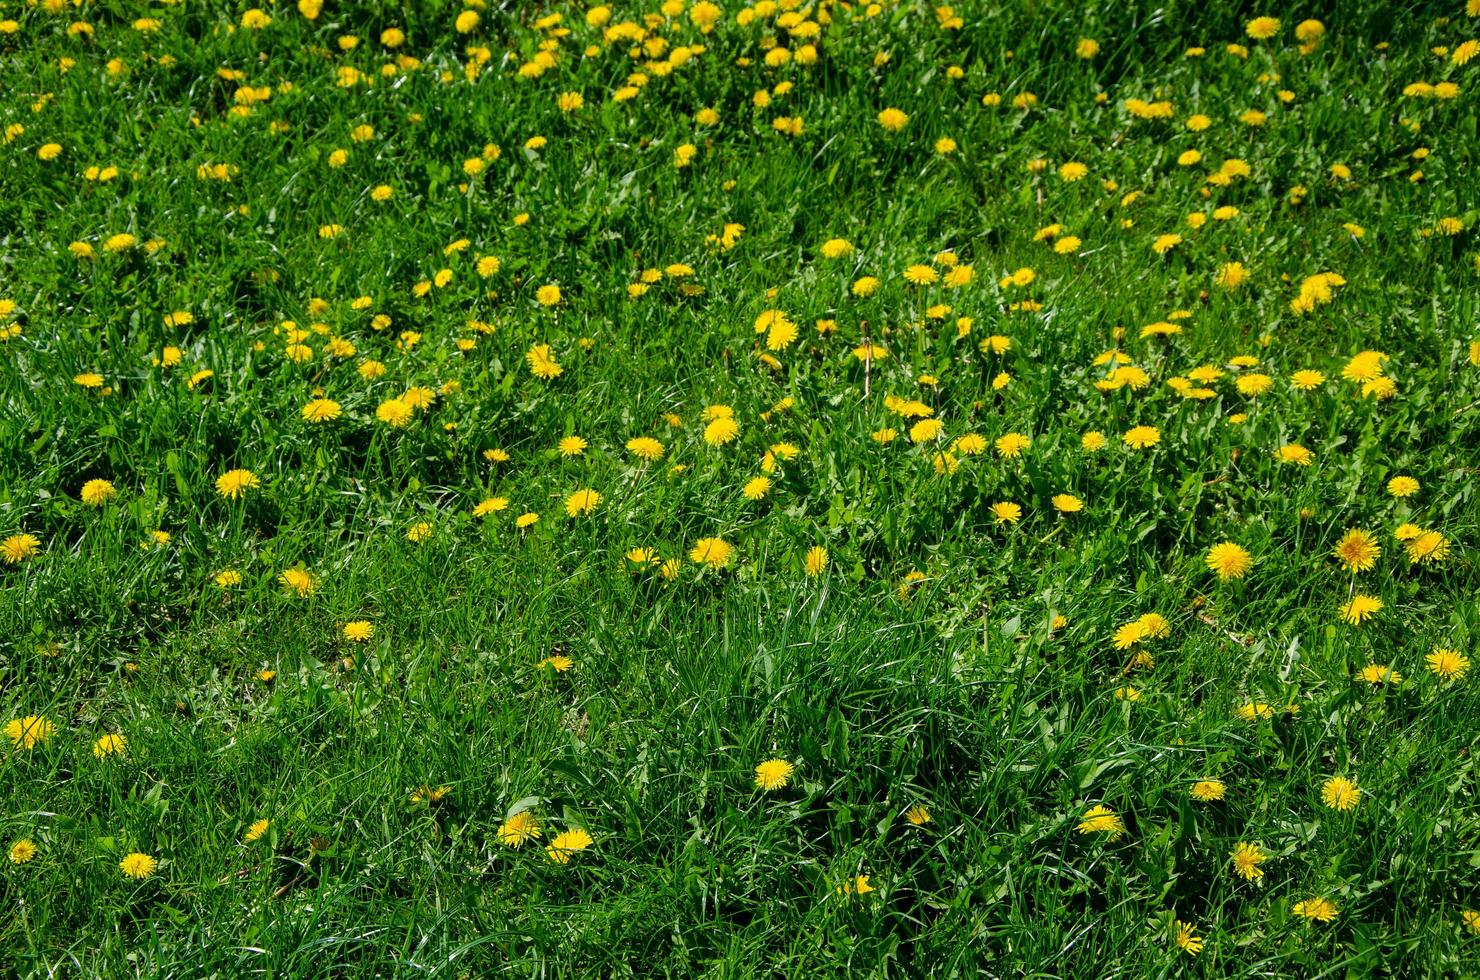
[{"x1": 2, "y1": 0, "x2": 1480, "y2": 975}]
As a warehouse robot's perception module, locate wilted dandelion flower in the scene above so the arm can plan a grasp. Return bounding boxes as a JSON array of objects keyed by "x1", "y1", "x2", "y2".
[
  {"x1": 754, "y1": 758, "x2": 794, "y2": 791},
  {"x1": 1321, "y1": 775, "x2": 1361, "y2": 811},
  {"x1": 1075, "y1": 805, "x2": 1124, "y2": 839}
]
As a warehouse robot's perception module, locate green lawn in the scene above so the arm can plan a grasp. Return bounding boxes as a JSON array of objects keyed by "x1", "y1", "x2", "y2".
[{"x1": 2, "y1": 0, "x2": 1479, "y2": 975}]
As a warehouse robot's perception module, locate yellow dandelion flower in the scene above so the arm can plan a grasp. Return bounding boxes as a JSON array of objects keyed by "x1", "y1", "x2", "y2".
[
  {"x1": 343, "y1": 621, "x2": 374, "y2": 642},
  {"x1": 215, "y1": 468, "x2": 260, "y2": 500},
  {"x1": 5, "y1": 715, "x2": 56, "y2": 750},
  {"x1": 565, "y1": 488, "x2": 601, "y2": 516},
  {"x1": 690, "y1": 537, "x2": 733, "y2": 568},
  {"x1": 498, "y1": 810, "x2": 542, "y2": 848},
  {"x1": 1075, "y1": 805, "x2": 1124, "y2": 839},
  {"x1": 120, "y1": 852, "x2": 158, "y2": 879},
  {"x1": 1292, "y1": 897, "x2": 1339, "y2": 923},
  {"x1": 1340, "y1": 594, "x2": 1382, "y2": 625},
  {"x1": 1333, "y1": 529, "x2": 1380, "y2": 573},
  {"x1": 1231, "y1": 841, "x2": 1266, "y2": 880},
  {"x1": 1190, "y1": 780, "x2": 1226, "y2": 802},
  {"x1": 1205, "y1": 542, "x2": 1253, "y2": 581},
  {"x1": 1320, "y1": 775, "x2": 1361, "y2": 811},
  {"x1": 545, "y1": 828, "x2": 593, "y2": 864},
  {"x1": 1426, "y1": 648, "x2": 1469, "y2": 681},
  {"x1": 754, "y1": 758, "x2": 795, "y2": 791},
  {"x1": 804, "y1": 546, "x2": 829, "y2": 577}
]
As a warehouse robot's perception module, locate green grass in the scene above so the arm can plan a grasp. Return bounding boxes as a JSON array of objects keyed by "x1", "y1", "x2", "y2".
[{"x1": 2, "y1": 0, "x2": 1480, "y2": 975}]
